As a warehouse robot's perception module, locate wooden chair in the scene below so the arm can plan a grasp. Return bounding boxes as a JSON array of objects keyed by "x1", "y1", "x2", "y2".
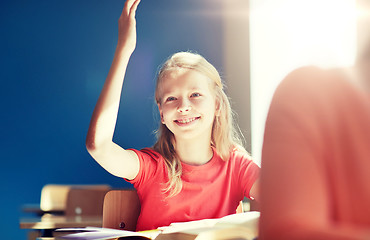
[
  {"x1": 24, "y1": 184, "x2": 111, "y2": 240},
  {"x1": 102, "y1": 189, "x2": 141, "y2": 231},
  {"x1": 65, "y1": 187, "x2": 110, "y2": 216},
  {"x1": 102, "y1": 190, "x2": 245, "y2": 232},
  {"x1": 40, "y1": 184, "x2": 111, "y2": 215}
]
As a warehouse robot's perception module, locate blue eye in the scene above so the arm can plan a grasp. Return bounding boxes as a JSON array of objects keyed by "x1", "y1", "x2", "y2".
[
  {"x1": 166, "y1": 96, "x2": 176, "y2": 102},
  {"x1": 191, "y1": 93, "x2": 201, "y2": 97}
]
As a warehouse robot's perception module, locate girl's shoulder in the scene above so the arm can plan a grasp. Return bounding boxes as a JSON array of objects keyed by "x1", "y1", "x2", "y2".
[
  {"x1": 225, "y1": 147, "x2": 260, "y2": 182},
  {"x1": 227, "y1": 147, "x2": 260, "y2": 171},
  {"x1": 129, "y1": 147, "x2": 163, "y2": 162},
  {"x1": 139, "y1": 147, "x2": 162, "y2": 158},
  {"x1": 229, "y1": 146, "x2": 252, "y2": 161},
  {"x1": 127, "y1": 148, "x2": 167, "y2": 187},
  {"x1": 212, "y1": 145, "x2": 253, "y2": 163}
]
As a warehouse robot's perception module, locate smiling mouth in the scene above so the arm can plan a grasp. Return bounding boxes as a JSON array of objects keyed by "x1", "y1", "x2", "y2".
[{"x1": 174, "y1": 117, "x2": 200, "y2": 124}]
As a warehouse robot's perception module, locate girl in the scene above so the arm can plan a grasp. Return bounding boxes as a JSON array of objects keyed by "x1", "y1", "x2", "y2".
[{"x1": 86, "y1": 0, "x2": 259, "y2": 231}]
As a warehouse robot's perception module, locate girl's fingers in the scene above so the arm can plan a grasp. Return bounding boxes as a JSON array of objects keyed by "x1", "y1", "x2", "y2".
[
  {"x1": 122, "y1": 0, "x2": 136, "y2": 16},
  {"x1": 130, "y1": 0, "x2": 141, "y2": 17}
]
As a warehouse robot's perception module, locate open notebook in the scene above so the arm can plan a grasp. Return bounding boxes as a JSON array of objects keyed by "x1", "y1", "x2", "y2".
[{"x1": 56, "y1": 211, "x2": 259, "y2": 240}]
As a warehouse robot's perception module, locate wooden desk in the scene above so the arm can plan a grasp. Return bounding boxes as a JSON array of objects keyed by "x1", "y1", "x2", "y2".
[
  {"x1": 20, "y1": 214, "x2": 102, "y2": 237},
  {"x1": 20, "y1": 215, "x2": 102, "y2": 229},
  {"x1": 22, "y1": 204, "x2": 65, "y2": 216}
]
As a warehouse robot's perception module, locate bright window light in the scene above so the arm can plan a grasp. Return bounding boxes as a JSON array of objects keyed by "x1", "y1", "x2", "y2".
[{"x1": 250, "y1": 0, "x2": 357, "y2": 165}]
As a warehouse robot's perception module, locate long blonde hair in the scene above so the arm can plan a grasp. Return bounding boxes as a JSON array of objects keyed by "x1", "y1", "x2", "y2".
[{"x1": 153, "y1": 52, "x2": 245, "y2": 197}]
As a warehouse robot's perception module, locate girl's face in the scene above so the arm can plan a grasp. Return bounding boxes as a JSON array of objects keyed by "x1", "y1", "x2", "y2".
[{"x1": 158, "y1": 68, "x2": 218, "y2": 141}]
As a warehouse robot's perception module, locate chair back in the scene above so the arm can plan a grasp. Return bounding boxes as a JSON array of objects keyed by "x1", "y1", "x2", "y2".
[
  {"x1": 102, "y1": 189, "x2": 141, "y2": 231},
  {"x1": 40, "y1": 184, "x2": 110, "y2": 215},
  {"x1": 40, "y1": 185, "x2": 71, "y2": 212},
  {"x1": 65, "y1": 187, "x2": 110, "y2": 216}
]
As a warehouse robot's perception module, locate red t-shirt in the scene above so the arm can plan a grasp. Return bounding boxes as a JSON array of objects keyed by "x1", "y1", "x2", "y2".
[{"x1": 127, "y1": 147, "x2": 259, "y2": 231}]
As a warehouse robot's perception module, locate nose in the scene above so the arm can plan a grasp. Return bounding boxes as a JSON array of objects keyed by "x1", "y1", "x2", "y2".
[{"x1": 177, "y1": 99, "x2": 192, "y2": 113}]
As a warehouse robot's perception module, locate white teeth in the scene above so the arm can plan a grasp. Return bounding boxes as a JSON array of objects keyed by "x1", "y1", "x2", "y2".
[{"x1": 177, "y1": 117, "x2": 196, "y2": 123}]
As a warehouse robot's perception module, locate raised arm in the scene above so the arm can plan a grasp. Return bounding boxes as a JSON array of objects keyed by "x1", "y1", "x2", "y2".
[{"x1": 86, "y1": 0, "x2": 141, "y2": 180}]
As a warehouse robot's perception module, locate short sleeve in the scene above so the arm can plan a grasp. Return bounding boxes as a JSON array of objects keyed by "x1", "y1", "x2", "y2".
[
  {"x1": 233, "y1": 150, "x2": 260, "y2": 199},
  {"x1": 126, "y1": 148, "x2": 163, "y2": 189}
]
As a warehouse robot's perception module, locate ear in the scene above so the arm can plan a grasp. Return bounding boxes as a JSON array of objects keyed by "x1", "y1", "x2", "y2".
[{"x1": 157, "y1": 103, "x2": 165, "y2": 124}]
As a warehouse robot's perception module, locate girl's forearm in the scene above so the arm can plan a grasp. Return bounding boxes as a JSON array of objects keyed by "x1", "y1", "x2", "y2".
[
  {"x1": 87, "y1": 0, "x2": 139, "y2": 151},
  {"x1": 86, "y1": 47, "x2": 132, "y2": 150}
]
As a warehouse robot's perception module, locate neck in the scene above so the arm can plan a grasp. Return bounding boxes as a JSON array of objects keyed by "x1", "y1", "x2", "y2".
[{"x1": 174, "y1": 137, "x2": 213, "y2": 166}]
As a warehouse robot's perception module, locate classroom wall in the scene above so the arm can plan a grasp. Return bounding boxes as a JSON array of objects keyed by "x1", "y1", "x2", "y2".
[
  {"x1": 0, "y1": 0, "x2": 228, "y2": 239},
  {"x1": 222, "y1": 1, "x2": 251, "y2": 152}
]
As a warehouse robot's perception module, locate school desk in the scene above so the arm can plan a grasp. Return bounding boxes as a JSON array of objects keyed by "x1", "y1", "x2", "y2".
[{"x1": 19, "y1": 214, "x2": 102, "y2": 237}]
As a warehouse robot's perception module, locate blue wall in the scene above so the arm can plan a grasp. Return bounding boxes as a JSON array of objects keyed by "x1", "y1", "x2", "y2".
[{"x1": 0, "y1": 0, "x2": 224, "y2": 238}]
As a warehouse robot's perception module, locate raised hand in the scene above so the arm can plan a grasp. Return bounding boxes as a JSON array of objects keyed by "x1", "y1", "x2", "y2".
[
  {"x1": 117, "y1": 0, "x2": 141, "y2": 54},
  {"x1": 86, "y1": 0, "x2": 142, "y2": 180}
]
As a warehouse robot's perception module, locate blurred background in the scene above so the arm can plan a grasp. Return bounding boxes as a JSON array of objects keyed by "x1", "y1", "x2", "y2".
[{"x1": 0, "y1": 0, "x2": 368, "y2": 239}]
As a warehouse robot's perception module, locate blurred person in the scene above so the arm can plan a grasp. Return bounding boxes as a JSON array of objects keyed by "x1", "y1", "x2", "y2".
[{"x1": 259, "y1": 41, "x2": 370, "y2": 239}]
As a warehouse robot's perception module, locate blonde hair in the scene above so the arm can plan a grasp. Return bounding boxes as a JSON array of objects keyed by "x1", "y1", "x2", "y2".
[{"x1": 153, "y1": 51, "x2": 246, "y2": 197}]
